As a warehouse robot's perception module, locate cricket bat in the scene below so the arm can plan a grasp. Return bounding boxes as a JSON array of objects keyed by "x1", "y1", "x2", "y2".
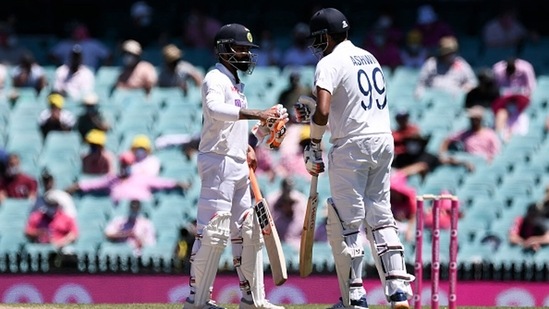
[
  {"x1": 299, "y1": 175, "x2": 318, "y2": 277},
  {"x1": 248, "y1": 167, "x2": 288, "y2": 286}
]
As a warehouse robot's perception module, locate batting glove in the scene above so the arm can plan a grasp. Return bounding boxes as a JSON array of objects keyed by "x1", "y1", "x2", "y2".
[
  {"x1": 294, "y1": 95, "x2": 316, "y2": 123},
  {"x1": 303, "y1": 141, "x2": 324, "y2": 176}
]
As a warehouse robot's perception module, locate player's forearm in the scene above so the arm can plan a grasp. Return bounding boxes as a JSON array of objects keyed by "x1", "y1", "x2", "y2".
[{"x1": 239, "y1": 108, "x2": 265, "y2": 120}]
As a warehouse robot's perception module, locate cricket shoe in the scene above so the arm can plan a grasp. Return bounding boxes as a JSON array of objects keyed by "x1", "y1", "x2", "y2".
[
  {"x1": 239, "y1": 298, "x2": 285, "y2": 309},
  {"x1": 328, "y1": 296, "x2": 369, "y2": 309},
  {"x1": 389, "y1": 291, "x2": 409, "y2": 309},
  {"x1": 183, "y1": 298, "x2": 226, "y2": 309}
]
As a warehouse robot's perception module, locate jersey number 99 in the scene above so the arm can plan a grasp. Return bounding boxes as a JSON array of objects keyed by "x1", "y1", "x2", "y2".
[{"x1": 358, "y1": 67, "x2": 387, "y2": 111}]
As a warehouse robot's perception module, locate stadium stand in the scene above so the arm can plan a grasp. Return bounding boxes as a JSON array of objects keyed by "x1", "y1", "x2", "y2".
[{"x1": 1, "y1": 3, "x2": 549, "y2": 285}]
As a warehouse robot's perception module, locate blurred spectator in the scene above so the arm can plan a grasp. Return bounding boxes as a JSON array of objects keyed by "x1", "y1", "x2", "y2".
[
  {"x1": 11, "y1": 51, "x2": 48, "y2": 94},
  {"x1": 412, "y1": 4, "x2": 454, "y2": 51},
  {"x1": 0, "y1": 153, "x2": 38, "y2": 202},
  {"x1": 128, "y1": 134, "x2": 161, "y2": 177},
  {"x1": 254, "y1": 28, "x2": 282, "y2": 67},
  {"x1": 492, "y1": 94, "x2": 530, "y2": 143},
  {"x1": 390, "y1": 171, "x2": 416, "y2": 242},
  {"x1": 81, "y1": 129, "x2": 116, "y2": 176},
  {"x1": 182, "y1": 4, "x2": 222, "y2": 49},
  {"x1": 38, "y1": 93, "x2": 76, "y2": 139},
  {"x1": 367, "y1": 12, "x2": 403, "y2": 45},
  {"x1": 279, "y1": 124, "x2": 312, "y2": 179},
  {"x1": 157, "y1": 44, "x2": 203, "y2": 96},
  {"x1": 104, "y1": 199, "x2": 156, "y2": 256},
  {"x1": 492, "y1": 57, "x2": 535, "y2": 142},
  {"x1": 464, "y1": 68, "x2": 500, "y2": 109},
  {"x1": 400, "y1": 29, "x2": 428, "y2": 69},
  {"x1": 52, "y1": 44, "x2": 95, "y2": 101},
  {"x1": 0, "y1": 22, "x2": 30, "y2": 65},
  {"x1": 25, "y1": 191, "x2": 78, "y2": 251},
  {"x1": 509, "y1": 202, "x2": 549, "y2": 252},
  {"x1": 439, "y1": 106, "x2": 501, "y2": 163},
  {"x1": 482, "y1": 5, "x2": 534, "y2": 50},
  {"x1": 392, "y1": 111, "x2": 475, "y2": 179},
  {"x1": 32, "y1": 170, "x2": 77, "y2": 218},
  {"x1": 415, "y1": 36, "x2": 477, "y2": 99},
  {"x1": 392, "y1": 110, "x2": 421, "y2": 162},
  {"x1": 277, "y1": 71, "x2": 313, "y2": 113},
  {"x1": 112, "y1": 39, "x2": 157, "y2": 95},
  {"x1": 281, "y1": 23, "x2": 318, "y2": 67},
  {"x1": 493, "y1": 57, "x2": 536, "y2": 98},
  {"x1": 65, "y1": 152, "x2": 189, "y2": 204},
  {"x1": 363, "y1": 15, "x2": 402, "y2": 70},
  {"x1": 119, "y1": 1, "x2": 164, "y2": 49},
  {"x1": 266, "y1": 177, "x2": 308, "y2": 250},
  {"x1": 75, "y1": 93, "x2": 111, "y2": 141},
  {"x1": 48, "y1": 22, "x2": 111, "y2": 72},
  {"x1": 248, "y1": 133, "x2": 278, "y2": 183}
]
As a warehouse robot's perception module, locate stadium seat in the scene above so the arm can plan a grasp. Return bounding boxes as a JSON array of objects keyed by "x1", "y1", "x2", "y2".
[
  {"x1": 0, "y1": 231, "x2": 27, "y2": 273},
  {"x1": 23, "y1": 243, "x2": 57, "y2": 272},
  {"x1": 97, "y1": 242, "x2": 137, "y2": 272}
]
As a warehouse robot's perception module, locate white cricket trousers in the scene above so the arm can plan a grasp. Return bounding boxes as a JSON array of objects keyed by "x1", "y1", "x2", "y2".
[
  {"x1": 196, "y1": 152, "x2": 252, "y2": 236},
  {"x1": 328, "y1": 133, "x2": 395, "y2": 227}
]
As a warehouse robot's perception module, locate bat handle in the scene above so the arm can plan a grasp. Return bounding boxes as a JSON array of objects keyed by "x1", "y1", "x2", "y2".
[
  {"x1": 249, "y1": 167, "x2": 263, "y2": 201},
  {"x1": 310, "y1": 175, "x2": 318, "y2": 193}
]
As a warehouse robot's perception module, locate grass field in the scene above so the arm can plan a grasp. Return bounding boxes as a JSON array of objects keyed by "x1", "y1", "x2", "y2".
[{"x1": 0, "y1": 305, "x2": 545, "y2": 309}]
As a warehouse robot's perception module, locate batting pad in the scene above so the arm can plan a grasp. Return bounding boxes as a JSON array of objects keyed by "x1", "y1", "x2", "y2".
[{"x1": 192, "y1": 212, "x2": 231, "y2": 306}]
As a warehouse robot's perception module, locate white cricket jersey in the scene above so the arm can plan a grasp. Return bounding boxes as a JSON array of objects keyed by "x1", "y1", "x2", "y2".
[
  {"x1": 314, "y1": 40, "x2": 391, "y2": 141},
  {"x1": 199, "y1": 63, "x2": 249, "y2": 161}
]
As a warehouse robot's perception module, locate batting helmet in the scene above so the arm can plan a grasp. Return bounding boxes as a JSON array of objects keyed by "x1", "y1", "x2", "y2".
[
  {"x1": 309, "y1": 8, "x2": 349, "y2": 58},
  {"x1": 309, "y1": 8, "x2": 350, "y2": 37},
  {"x1": 214, "y1": 23, "x2": 258, "y2": 74}
]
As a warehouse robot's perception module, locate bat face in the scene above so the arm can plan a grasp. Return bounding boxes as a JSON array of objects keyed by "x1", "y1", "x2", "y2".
[
  {"x1": 254, "y1": 199, "x2": 272, "y2": 236},
  {"x1": 304, "y1": 193, "x2": 318, "y2": 232}
]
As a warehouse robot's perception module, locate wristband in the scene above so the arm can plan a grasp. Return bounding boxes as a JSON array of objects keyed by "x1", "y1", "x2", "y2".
[{"x1": 310, "y1": 120, "x2": 326, "y2": 141}]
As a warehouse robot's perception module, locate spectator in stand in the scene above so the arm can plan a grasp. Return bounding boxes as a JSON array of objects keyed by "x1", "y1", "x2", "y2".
[
  {"x1": 38, "y1": 92, "x2": 76, "y2": 140},
  {"x1": 65, "y1": 152, "x2": 189, "y2": 204},
  {"x1": 81, "y1": 129, "x2": 116, "y2": 176},
  {"x1": 11, "y1": 51, "x2": 47, "y2": 94},
  {"x1": 25, "y1": 190, "x2": 78, "y2": 252},
  {"x1": 119, "y1": 1, "x2": 164, "y2": 49},
  {"x1": 0, "y1": 153, "x2": 38, "y2": 202},
  {"x1": 509, "y1": 201, "x2": 549, "y2": 252},
  {"x1": 248, "y1": 133, "x2": 279, "y2": 184},
  {"x1": 464, "y1": 68, "x2": 501, "y2": 109},
  {"x1": 158, "y1": 44, "x2": 204, "y2": 96},
  {"x1": 104, "y1": 199, "x2": 156, "y2": 257},
  {"x1": 281, "y1": 22, "x2": 318, "y2": 67},
  {"x1": 392, "y1": 110, "x2": 421, "y2": 164},
  {"x1": 392, "y1": 110, "x2": 475, "y2": 178},
  {"x1": 412, "y1": 4, "x2": 454, "y2": 51},
  {"x1": 182, "y1": 4, "x2": 222, "y2": 49},
  {"x1": 254, "y1": 28, "x2": 282, "y2": 67},
  {"x1": 0, "y1": 22, "x2": 29, "y2": 66},
  {"x1": 127, "y1": 134, "x2": 161, "y2": 177},
  {"x1": 277, "y1": 71, "x2": 313, "y2": 113},
  {"x1": 493, "y1": 57, "x2": 536, "y2": 98},
  {"x1": 415, "y1": 36, "x2": 477, "y2": 100},
  {"x1": 75, "y1": 93, "x2": 111, "y2": 141},
  {"x1": 52, "y1": 44, "x2": 95, "y2": 102},
  {"x1": 492, "y1": 57, "x2": 536, "y2": 142},
  {"x1": 389, "y1": 171, "x2": 416, "y2": 242},
  {"x1": 31, "y1": 170, "x2": 77, "y2": 218},
  {"x1": 266, "y1": 177, "x2": 308, "y2": 250},
  {"x1": 112, "y1": 39, "x2": 157, "y2": 95},
  {"x1": 279, "y1": 124, "x2": 312, "y2": 179},
  {"x1": 482, "y1": 4, "x2": 535, "y2": 50},
  {"x1": 363, "y1": 14, "x2": 402, "y2": 70},
  {"x1": 48, "y1": 22, "x2": 111, "y2": 72},
  {"x1": 491, "y1": 94, "x2": 530, "y2": 143},
  {"x1": 439, "y1": 106, "x2": 501, "y2": 163},
  {"x1": 400, "y1": 29, "x2": 428, "y2": 69}
]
